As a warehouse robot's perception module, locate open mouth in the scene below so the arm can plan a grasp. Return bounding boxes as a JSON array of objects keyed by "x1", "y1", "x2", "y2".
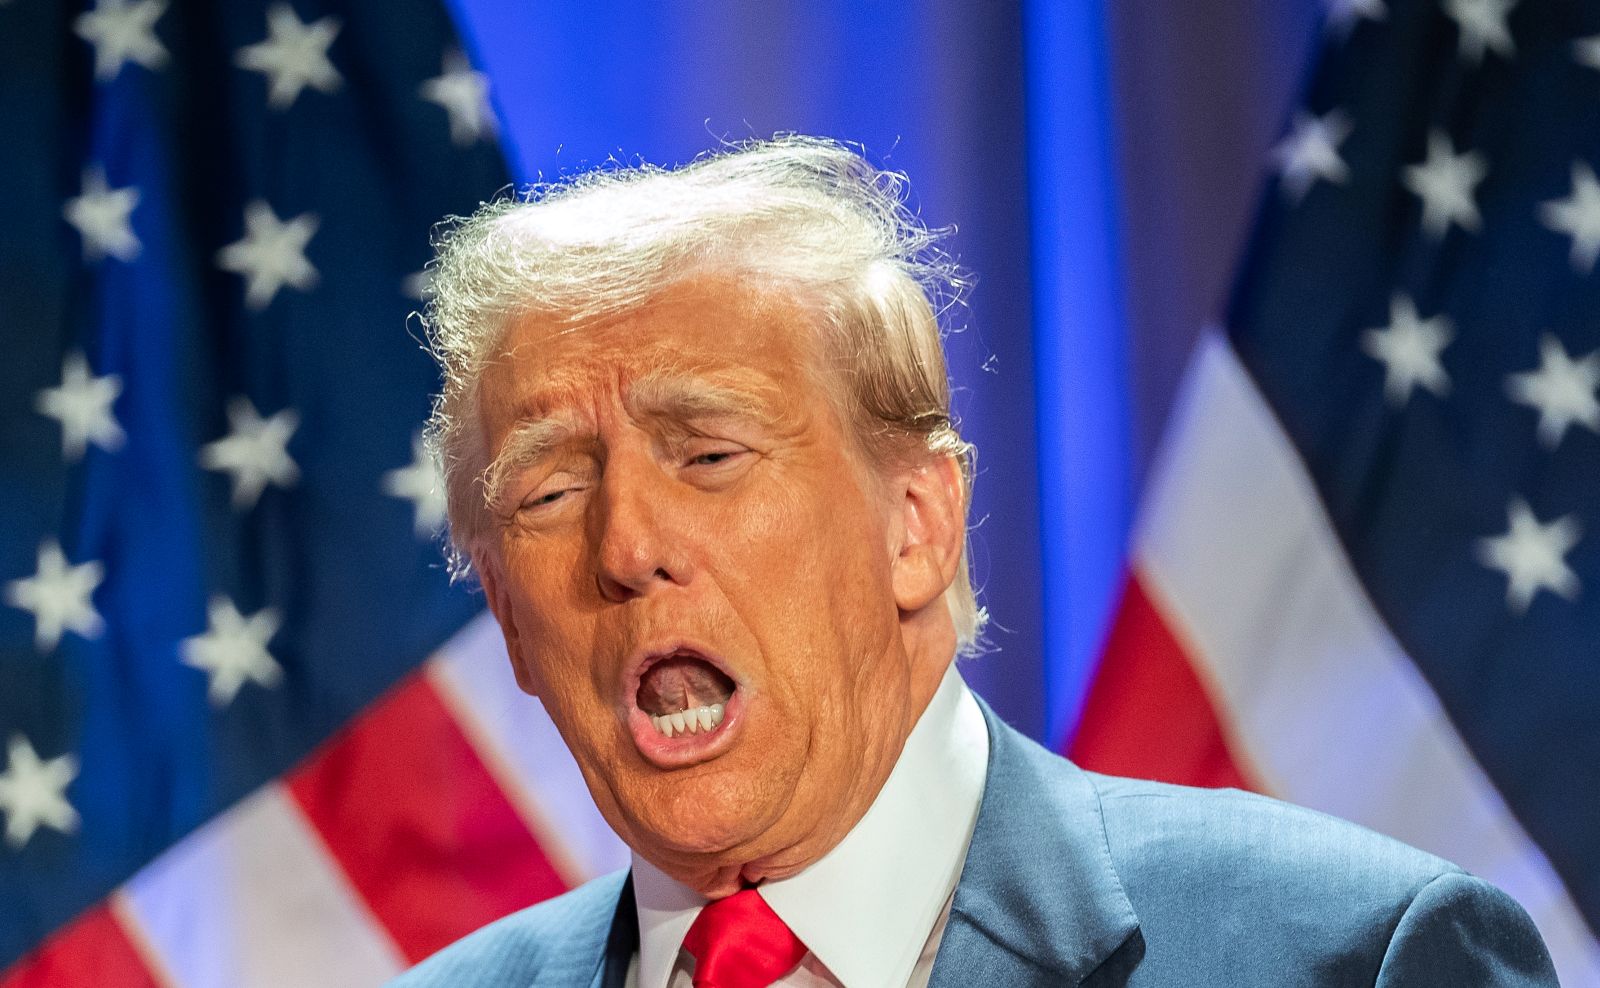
[{"x1": 636, "y1": 651, "x2": 737, "y2": 739}]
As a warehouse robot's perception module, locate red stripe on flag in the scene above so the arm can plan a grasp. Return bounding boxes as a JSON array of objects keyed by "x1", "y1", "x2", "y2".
[
  {"x1": 0, "y1": 904, "x2": 161, "y2": 988},
  {"x1": 287, "y1": 673, "x2": 570, "y2": 963},
  {"x1": 1067, "y1": 570, "x2": 1255, "y2": 790}
]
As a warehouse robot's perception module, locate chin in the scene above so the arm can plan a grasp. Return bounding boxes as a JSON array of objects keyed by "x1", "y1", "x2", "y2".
[{"x1": 619, "y1": 774, "x2": 789, "y2": 866}]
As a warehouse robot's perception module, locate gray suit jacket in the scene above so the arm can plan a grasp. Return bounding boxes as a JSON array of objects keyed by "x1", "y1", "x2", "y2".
[{"x1": 391, "y1": 701, "x2": 1558, "y2": 986}]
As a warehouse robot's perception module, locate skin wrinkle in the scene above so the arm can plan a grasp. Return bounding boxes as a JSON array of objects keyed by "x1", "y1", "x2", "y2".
[
  {"x1": 692, "y1": 458, "x2": 867, "y2": 887},
  {"x1": 472, "y1": 272, "x2": 963, "y2": 897},
  {"x1": 484, "y1": 351, "x2": 793, "y2": 505}
]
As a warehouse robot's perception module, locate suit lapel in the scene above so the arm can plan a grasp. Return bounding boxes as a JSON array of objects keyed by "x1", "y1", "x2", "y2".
[
  {"x1": 592, "y1": 874, "x2": 639, "y2": 988},
  {"x1": 929, "y1": 700, "x2": 1139, "y2": 987},
  {"x1": 512, "y1": 871, "x2": 635, "y2": 988}
]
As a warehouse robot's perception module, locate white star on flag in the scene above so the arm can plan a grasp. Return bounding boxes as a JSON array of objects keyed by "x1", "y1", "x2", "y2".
[
  {"x1": 235, "y1": 3, "x2": 343, "y2": 110},
  {"x1": 1403, "y1": 130, "x2": 1487, "y2": 240},
  {"x1": 181, "y1": 597, "x2": 284, "y2": 707},
  {"x1": 1325, "y1": 0, "x2": 1386, "y2": 38},
  {"x1": 74, "y1": 0, "x2": 169, "y2": 81},
  {"x1": 35, "y1": 351, "x2": 125, "y2": 462},
  {"x1": 1575, "y1": 34, "x2": 1600, "y2": 73},
  {"x1": 1444, "y1": 0, "x2": 1517, "y2": 66},
  {"x1": 383, "y1": 433, "x2": 448, "y2": 537},
  {"x1": 420, "y1": 49, "x2": 495, "y2": 146},
  {"x1": 1506, "y1": 334, "x2": 1600, "y2": 449},
  {"x1": 3, "y1": 541, "x2": 104, "y2": 653},
  {"x1": 216, "y1": 200, "x2": 320, "y2": 310},
  {"x1": 0, "y1": 735, "x2": 79, "y2": 850},
  {"x1": 379, "y1": 431, "x2": 448, "y2": 533},
  {"x1": 1272, "y1": 109, "x2": 1352, "y2": 204},
  {"x1": 63, "y1": 166, "x2": 141, "y2": 263},
  {"x1": 1477, "y1": 499, "x2": 1581, "y2": 614},
  {"x1": 1361, "y1": 294, "x2": 1454, "y2": 405},
  {"x1": 199, "y1": 397, "x2": 300, "y2": 509},
  {"x1": 1539, "y1": 160, "x2": 1600, "y2": 274}
]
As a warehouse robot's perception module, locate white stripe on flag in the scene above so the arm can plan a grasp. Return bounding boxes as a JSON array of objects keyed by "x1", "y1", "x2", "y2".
[
  {"x1": 119, "y1": 784, "x2": 406, "y2": 988},
  {"x1": 1136, "y1": 330, "x2": 1600, "y2": 986},
  {"x1": 105, "y1": 892, "x2": 180, "y2": 987},
  {"x1": 428, "y1": 610, "x2": 630, "y2": 884}
]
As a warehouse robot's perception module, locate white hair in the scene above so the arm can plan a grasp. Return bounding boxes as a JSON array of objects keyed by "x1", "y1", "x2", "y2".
[{"x1": 422, "y1": 135, "x2": 988, "y2": 654}]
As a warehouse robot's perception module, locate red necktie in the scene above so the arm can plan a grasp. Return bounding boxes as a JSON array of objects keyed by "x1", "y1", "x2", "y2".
[{"x1": 680, "y1": 888, "x2": 808, "y2": 988}]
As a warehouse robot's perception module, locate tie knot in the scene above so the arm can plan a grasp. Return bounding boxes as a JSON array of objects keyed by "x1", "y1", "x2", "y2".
[{"x1": 681, "y1": 888, "x2": 807, "y2": 988}]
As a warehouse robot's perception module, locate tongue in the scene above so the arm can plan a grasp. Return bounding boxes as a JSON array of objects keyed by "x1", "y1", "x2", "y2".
[{"x1": 638, "y1": 655, "x2": 735, "y2": 716}]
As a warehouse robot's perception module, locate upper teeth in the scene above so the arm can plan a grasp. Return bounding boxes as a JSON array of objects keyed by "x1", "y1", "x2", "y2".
[{"x1": 650, "y1": 704, "x2": 725, "y2": 738}]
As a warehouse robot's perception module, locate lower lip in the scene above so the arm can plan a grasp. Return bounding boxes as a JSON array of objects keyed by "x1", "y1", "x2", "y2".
[{"x1": 628, "y1": 689, "x2": 745, "y2": 768}]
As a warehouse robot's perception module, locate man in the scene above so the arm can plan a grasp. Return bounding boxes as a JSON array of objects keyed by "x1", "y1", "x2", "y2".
[{"x1": 393, "y1": 137, "x2": 1556, "y2": 987}]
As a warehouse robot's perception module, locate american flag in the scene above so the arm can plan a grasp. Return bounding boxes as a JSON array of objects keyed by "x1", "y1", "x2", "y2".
[
  {"x1": 1070, "y1": 0, "x2": 1600, "y2": 984},
  {"x1": 0, "y1": 2, "x2": 626, "y2": 984}
]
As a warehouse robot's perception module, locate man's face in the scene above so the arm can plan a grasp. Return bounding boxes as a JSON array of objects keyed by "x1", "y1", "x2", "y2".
[{"x1": 473, "y1": 275, "x2": 950, "y2": 893}]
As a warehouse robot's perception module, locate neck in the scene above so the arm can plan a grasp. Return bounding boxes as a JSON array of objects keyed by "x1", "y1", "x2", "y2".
[{"x1": 688, "y1": 630, "x2": 956, "y2": 897}]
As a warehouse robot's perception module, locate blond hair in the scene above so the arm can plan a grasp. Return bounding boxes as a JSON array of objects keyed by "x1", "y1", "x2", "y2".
[{"x1": 422, "y1": 136, "x2": 986, "y2": 652}]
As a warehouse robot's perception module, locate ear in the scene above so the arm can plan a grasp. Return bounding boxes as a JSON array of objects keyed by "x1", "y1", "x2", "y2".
[
  {"x1": 889, "y1": 453, "x2": 965, "y2": 615},
  {"x1": 475, "y1": 547, "x2": 541, "y2": 697}
]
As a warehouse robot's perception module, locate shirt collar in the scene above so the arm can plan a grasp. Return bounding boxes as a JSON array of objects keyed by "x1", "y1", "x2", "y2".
[{"x1": 632, "y1": 662, "x2": 989, "y2": 988}]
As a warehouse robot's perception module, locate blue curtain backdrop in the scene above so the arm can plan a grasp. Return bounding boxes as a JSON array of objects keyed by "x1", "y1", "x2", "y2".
[{"x1": 446, "y1": 0, "x2": 1323, "y2": 744}]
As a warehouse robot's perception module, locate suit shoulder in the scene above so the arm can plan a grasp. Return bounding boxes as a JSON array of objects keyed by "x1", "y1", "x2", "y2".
[
  {"x1": 973, "y1": 715, "x2": 1551, "y2": 983},
  {"x1": 1086, "y1": 772, "x2": 1457, "y2": 898},
  {"x1": 387, "y1": 871, "x2": 627, "y2": 988},
  {"x1": 1378, "y1": 870, "x2": 1557, "y2": 984},
  {"x1": 1083, "y1": 770, "x2": 1474, "y2": 970}
]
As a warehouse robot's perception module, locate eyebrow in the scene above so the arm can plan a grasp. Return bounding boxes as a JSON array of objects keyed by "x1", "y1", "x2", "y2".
[
  {"x1": 625, "y1": 368, "x2": 776, "y2": 424},
  {"x1": 479, "y1": 370, "x2": 779, "y2": 512},
  {"x1": 480, "y1": 418, "x2": 574, "y2": 512}
]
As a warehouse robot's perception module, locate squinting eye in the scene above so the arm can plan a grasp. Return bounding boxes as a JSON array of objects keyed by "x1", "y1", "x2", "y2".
[
  {"x1": 691, "y1": 451, "x2": 738, "y2": 466},
  {"x1": 528, "y1": 488, "x2": 569, "y2": 507}
]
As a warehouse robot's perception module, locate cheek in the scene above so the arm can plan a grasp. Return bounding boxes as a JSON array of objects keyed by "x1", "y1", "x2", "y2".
[
  {"x1": 707, "y1": 475, "x2": 826, "y2": 600},
  {"x1": 711, "y1": 462, "x2": 896, "y2": 656},
  {"x1": 721, "y1": 455, "x2": 881, "y2": 561},
  {"x1": 501, "y1": 513, "x2": 597, "y2": 617},
  {"x1": 500, "y1": 540, "x2": 606, "y2": 709}
]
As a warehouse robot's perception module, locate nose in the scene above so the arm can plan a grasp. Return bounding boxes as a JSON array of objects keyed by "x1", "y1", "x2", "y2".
[{"x1": 593, "y1": 455, "x2": 691, "y2": 603}]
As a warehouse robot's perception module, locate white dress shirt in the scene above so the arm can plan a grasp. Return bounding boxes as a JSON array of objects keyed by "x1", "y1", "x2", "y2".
[{"x1": 625, "y1": 663, "x2": 990, "y2": 988}]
